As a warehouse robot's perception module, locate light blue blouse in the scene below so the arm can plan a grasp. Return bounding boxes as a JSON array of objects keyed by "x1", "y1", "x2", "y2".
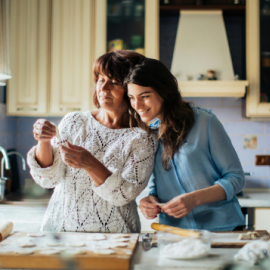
[{"x1": 149, "y1": 106, "x2": 245, "y2": 231}]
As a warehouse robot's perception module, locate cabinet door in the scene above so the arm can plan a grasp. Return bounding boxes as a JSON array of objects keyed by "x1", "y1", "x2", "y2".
[
  {"x1": 7, "y1": 0, "x2": 49, "y2": 116},
  {"x1": 246, "y1": 0, "x2": 270, "y2": 118},
  {"x1": 95, "y1": 0, "x2": 159, "y2": 60},
  {"x1": 255, "y1": 208, "x2": 270, "y2": 232},
  {"x1": 49, "y1": 0, "x2": 94, "y2": 116}
]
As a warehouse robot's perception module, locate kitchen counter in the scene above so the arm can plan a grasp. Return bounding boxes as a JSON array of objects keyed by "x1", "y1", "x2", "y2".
[
  {"x1": 238, "y1": 190, "x2": 270, "y2": 208},
  {"x1": 0, "y1": 204, "x2": 260, "y2": 270}
]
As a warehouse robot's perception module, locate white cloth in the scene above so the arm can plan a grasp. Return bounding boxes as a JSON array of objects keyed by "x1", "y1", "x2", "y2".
[
  {"x1": 234, "y1": 240, "x2": 270, "y2": 265},
  {"x1": 27, "y1": 111, "x2": 157, "y2": 233}
]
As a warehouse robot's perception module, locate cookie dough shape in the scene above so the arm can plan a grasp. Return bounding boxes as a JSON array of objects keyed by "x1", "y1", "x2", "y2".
[
  {"x1": 238, "y1": 232, "x2": 260, "y2": 240},
  {"x1": 65, "y1": 249, "x2": 86, "y2": 255},
  {"x1": 111, "y1": 243, "x2": 128, "y2": 248},
  {"x1": 110, "y1": 234, "x2": 130, "y2": 239},
  {"x1": 66, "y1": 242, "x2": 85, "y2": 247},
  {"x1": 16, "y1": 249, "x2": 34, "y2": 255},
  {"x1": 46, "y1": 241, "x2": 62, "y2": 247},
  {"x1": 93, "y1": 249, "x2": 115, "y2": 255},
  {"x1": 18, "y1": 239, "x2": 36, "y2": 248},
  {"x1": 40, "y1": 249, "x2": 61, "y2": 255}
]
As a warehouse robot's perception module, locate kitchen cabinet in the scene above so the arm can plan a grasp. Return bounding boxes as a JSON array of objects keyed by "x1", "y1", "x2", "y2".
[
  {"x1": 7, "y1": 0, "x2": 49, "y2": 116},
  {"x1": 49, "y1": 0, "x2": 94, "y2": 116},
  {"x1": 95, "y1": 0, "x2": 159, "y2": 60},
  {"x1": 246, "y1": 0, "x2": 270, "y2": 118},
  {"x1": 7, "y1": 0, "x2": 159, "y2": 116},
  {"x1": 7, "y1": 0, "x2": 95, "y2": 116},
  {"x1": 255, "y1": 208, "x2": 270, "y2": 232}
]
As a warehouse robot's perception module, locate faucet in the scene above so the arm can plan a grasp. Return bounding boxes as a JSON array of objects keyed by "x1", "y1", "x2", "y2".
[
  {"x1": 0, "y1": 146, "x2": 10, "y2": 170},
  {"x1": 1, "y1": 151, "x2": 26, "y2": 178},
  {"x1": 0, "y1": 151, "x2": 26, "y2": 202}
]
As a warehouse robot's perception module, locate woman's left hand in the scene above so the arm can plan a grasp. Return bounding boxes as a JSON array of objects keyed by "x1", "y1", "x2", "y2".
[
  {"x1": 161, "y1": 193, "x2": 197, "y2": 219},
  {"x1": 59, "y1": 141, "x2": 94, "y2": 169}
]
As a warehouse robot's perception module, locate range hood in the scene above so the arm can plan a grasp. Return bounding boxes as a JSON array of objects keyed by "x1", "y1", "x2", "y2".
[{"x1": 171, "y1": 10, "x2": 248, "y2": 97}]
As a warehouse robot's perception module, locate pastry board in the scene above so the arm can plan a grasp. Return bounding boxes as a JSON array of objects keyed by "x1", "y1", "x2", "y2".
[
  {"x1": 211, "y1": 230, "x2": 270, "y2": 248},
  {"x1": 0, "y1": 232, "x2": 139, "y2": 270}
]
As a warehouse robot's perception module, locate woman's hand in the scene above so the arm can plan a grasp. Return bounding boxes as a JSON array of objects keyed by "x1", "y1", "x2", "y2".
[
  {"x1": 59, "y1": 141, "x2": 94, "y2": 170},
  {"x1": 33, "y1": 119, "x2": 56, "y2": 143},
  {"x1": 139, "y1": 195, "x2": 161, "y2": 219},
  {"x1": 161, "y1": 193, "x2": 197, "y2": 219}
]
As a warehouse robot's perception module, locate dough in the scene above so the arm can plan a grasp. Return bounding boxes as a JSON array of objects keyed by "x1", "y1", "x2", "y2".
[
  {"x1": 93, "y1": 243, "x2": 112, "y2": 249},
  {"x1": 27, "y1": 232, "x2": 45, "y2": 237},
  {"x1": 113, "y1": 238, "x2": 129, "y2": 242},
  {"x1": 65, "y1": 249, "x2": 86, "y2": 255},
  {"x1": 16, "y1": 249, "x2": 34, "y2": 255},
  {"x1": 111, "y1": 243, "x2": 128, "y2": 248},
  {"x1": 110, "y1": 234, "x2": 130, "y2": 239},
  {"x1": 40, "y1": 249, "x2": 61, "y2": 255},
  {"x1": 93, "y1": 249, "x2": 115, "y2": 255},
  {"x1": 0, "y1": 221, "x2": 13, "y2": 241},
  {"x1": 46, "y1": 241, "x2": 62, "y2": 247},
  {"x1": 87, "y1": 234, "x2": 106, "y2": 241},
  {"x1": 238, "y1": 232, "x2": 260, "y2": 240},
  {"x1": 66, "y1": 242, "x2": 85, "y2": 247},
  {"x1": 18, "y1": 239, "x2": 36, "y2": 248}
]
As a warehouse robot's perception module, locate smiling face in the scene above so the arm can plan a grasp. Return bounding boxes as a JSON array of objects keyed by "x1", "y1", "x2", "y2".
[
  {"x1": 96, "y1": 74, "x2": 126, "y2": 111},
  {"x1": 127, "y1": 83, "x2": 164, "y2": 123}
]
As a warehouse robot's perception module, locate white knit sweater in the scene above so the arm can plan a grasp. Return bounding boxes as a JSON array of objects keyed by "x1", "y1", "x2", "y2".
[{"x1": 27, "y1": 112, "x2": 157, "y2": 233}]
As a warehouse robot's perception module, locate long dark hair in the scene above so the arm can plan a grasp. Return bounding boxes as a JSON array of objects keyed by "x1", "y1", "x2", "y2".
[
  {"x1": 92, "y1": 50, "x2": 145, "y2": 108},
  {"x1": 124, "y1": 58, "x2": 195, "y2": 170}
]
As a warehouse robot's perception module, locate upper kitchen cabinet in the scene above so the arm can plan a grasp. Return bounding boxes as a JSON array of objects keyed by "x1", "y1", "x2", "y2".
[
  {"x1": 7, "y1": 0, "x2": 49, "y2": 116},
  {"x1": 246, "y1": 0, "x2": 270, "y2": 118},
  {"x1": 49, "y1": 0, "x2": 94, "y2": 116},
  {"x1": 94, "y1": 0, "x2": 159, "y2": 60}
]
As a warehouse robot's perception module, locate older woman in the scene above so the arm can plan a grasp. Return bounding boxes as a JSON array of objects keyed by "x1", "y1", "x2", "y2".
[{"x1": 27, "y1": 51, "x2": 157, "y2": 233}]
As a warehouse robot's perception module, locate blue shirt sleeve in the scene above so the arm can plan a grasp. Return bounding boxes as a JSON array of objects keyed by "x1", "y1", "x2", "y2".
[{"x1": 209, "y1": 114, "x2": 245, "y2": 201}]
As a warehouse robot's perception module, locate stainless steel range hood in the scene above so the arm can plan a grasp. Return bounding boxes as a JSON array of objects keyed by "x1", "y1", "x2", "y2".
[{"x1": 171, "y1": 10, "x2": 248, "y2": 97}]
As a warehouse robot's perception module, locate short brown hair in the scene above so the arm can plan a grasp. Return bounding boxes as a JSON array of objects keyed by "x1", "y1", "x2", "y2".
[{"x1": 92, "y1": 50, "x2": 145, "y2": 108}]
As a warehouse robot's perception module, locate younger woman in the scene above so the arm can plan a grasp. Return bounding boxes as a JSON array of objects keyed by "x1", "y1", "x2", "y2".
[{"x1": 125, "y1": 58, "x2": 245, "y2": 231}]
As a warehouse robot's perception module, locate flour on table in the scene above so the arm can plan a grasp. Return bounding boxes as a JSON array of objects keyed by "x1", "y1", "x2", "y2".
[
  {"x1": 40, "y1": 249, "x2": 61, "y2": 255},
  {"x1": 18, "y1": 239, "x2": 36, "y2": 248},
  {"x1": 93, "y1": 243, "x2": 112, "y2": 249},
  {"x1": 27, "y1": 232, "x2": 45, "y2": 237},
  {"x1": 46, "y1": 241, "x2": 62, "y2": 247},
  {"x1": 16, "y1": 249, "x2": 34, "y2": 255},
  {"x1": 87, "y1": 234, "x2": 106, "y2": 241},
  {"x1": 110, "y1": 234, "x2": 130, "y2": 239},
  {"x1": 65, "y1": 249, "x2": 86, "y2": 255},
  {"x1": 66, "y1": 242, "x2": 85, "y2": 247},
  {"x1": 93, "y1": 249, "x2": 115, "y2": 255},
  {"x1": 161, "y1": 239, "x2": 209, "y2": 259},
  {"x1": 113, "y1": 238, "x2": 130, "y2": 242},
  {"x1": 111, "y1": 243, "x2": 128, "y2": 248}
]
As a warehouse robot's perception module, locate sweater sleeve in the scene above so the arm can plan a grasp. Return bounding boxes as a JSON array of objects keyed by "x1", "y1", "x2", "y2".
[
  {"x1": 93, "y1": 133, "x2": 158, "y2": 206},
  {"x1": 27, "y1": 112, "x2": 85, "y2": 189},
  {"x1": 209, "y1": 114, "x2": 245, "y2": 201}
]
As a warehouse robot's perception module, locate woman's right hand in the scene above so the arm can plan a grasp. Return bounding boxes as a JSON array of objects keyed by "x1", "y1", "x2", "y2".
[
  {"x1": 139, "y1": 195, "x2": 161, "y2": 219},
  {"x1": 33, "y1": 119, "x2": 56, "y2": 143}
]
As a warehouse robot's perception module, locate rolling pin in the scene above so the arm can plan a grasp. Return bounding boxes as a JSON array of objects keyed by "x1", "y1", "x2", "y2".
[
  {"x1": 151, "y1": 222, "x2": 201, "y2": 238},
  {"x1": 0, "y1": 221, "x2": 13, "y2": 242}
]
